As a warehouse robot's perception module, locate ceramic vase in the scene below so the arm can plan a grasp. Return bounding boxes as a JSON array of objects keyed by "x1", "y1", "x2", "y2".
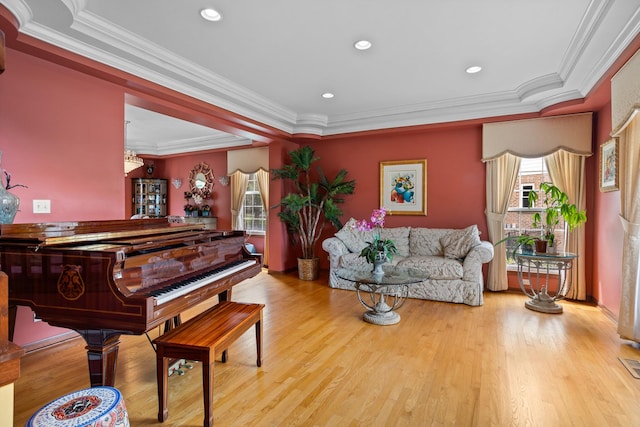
[
  {"x1": 372, "y1": 251, "x2": 386, "y2": 275},
  {"x1": 0, "y1": 187, "x2": 19, "y2": 224}
]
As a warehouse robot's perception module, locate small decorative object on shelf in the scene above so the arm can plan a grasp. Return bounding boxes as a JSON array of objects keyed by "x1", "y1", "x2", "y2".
[
  {"x1": 354, "y1": 207, "x2": 397, "y2": 274},
  {"x1": 0, "y1": 151, "x2": 27, "y2": 224}
]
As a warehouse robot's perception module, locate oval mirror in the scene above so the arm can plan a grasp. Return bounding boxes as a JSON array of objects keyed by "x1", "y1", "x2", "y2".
[{"x1": 189, "y1": 162, "x2": 214, "y2": 198}]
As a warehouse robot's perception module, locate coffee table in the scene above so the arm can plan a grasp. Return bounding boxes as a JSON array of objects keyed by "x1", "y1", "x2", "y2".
[{"x1": 336, "y1": 266, "x2": 428, "y2": 325}]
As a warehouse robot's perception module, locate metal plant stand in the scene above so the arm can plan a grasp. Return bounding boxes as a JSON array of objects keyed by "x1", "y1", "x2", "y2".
[{"x1": 515, "y1": 251, "x2": 577, "y2": 314}]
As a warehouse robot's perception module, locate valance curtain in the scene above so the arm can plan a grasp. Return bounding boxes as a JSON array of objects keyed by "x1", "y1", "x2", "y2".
[
  {"x1": 484, "y1": 153, "x2": 521, "y2": 291},
  {"x1": 545, "y1": 150, "x2": 587, "y2": 300},
  {"x1": 615, "y1": 112, "x2": 640, "y2": 342}
]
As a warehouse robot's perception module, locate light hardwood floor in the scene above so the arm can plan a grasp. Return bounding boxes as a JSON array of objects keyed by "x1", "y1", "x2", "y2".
[{"x1": 12, "y1": 270, "x2": 640, "y2": 426}]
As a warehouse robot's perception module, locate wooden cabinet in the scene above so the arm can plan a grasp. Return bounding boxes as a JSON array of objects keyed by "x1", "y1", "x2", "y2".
[{"x1": 132, "y1": 179, "x2": 168, "y2": 217}]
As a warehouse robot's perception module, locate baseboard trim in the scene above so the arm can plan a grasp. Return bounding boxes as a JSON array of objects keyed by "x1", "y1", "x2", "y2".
[{"x1": 22, "y1": 331, "x2": 80, "y2": 354}]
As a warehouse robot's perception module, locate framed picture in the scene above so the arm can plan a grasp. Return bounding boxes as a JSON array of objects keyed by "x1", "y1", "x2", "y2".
[
  {"x1": 379, "y1": 159, "x2": 427, "y2": 215},
  {"x1": 600, "y1": 138, "x2": 619, "y2": 192}
]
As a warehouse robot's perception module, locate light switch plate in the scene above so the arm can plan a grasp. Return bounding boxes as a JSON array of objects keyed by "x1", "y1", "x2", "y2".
[{"x1": 33, "y1": 199, "x2": 51, "y2": 213}]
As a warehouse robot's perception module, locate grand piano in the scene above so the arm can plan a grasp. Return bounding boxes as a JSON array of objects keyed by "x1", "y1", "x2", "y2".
[{"x1": 0, "y1": 218, "x2": 262, "y2": 387}]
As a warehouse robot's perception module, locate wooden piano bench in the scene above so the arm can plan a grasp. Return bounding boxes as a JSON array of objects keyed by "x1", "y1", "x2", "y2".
[{"x1": 152, "y1": 301, "x2": 264, "y2": 427}]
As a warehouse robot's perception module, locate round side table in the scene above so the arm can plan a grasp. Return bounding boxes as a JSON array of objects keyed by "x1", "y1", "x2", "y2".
[
  {"x1": 336, "y1": 266, "x2": 427, "y2": 325},
  {"x1": 515, "y1": 251, "x2": 577, "y2": 314}
]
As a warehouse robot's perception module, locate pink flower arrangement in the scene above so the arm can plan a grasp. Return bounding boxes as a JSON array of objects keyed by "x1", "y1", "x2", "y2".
[{"x1": 354, "y1": 207, "x2": 387, "y2": 232}]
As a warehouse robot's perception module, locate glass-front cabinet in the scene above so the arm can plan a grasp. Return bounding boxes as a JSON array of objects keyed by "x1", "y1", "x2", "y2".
[{"x1": 132, "y1": 178, "x2": 167, "y2": 217}]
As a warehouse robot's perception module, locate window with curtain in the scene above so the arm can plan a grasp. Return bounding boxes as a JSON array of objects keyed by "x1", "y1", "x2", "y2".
[
  {"x1": 242, "y1": 173, "x2": 266, "y2": 234},
  {"x1": 502, "y1": 157, "x2": 565, "y2": 265}
]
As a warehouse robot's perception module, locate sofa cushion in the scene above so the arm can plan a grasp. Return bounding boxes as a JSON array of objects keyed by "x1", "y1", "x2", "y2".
[
  {"x1": 440, "y1": 225, "x2": 481, "y2": 260},
  {"x1": 334, "y1": 218, "x2": 374, "y2": 253},
  {"x1": 397, "y1": 256, "x2": 464, "y2": 280},
  {"x1": 338, "y1": 252, "x2": 404, "y2": 269},
  {"x1": 380, "y1": 226, "x2": 411, "y2": 257},
  {"x1": 409, "y1": 228, "x2": 450, "y2": 256}
]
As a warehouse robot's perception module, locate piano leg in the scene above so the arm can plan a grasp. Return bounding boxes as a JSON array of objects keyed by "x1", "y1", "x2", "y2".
[{"x1": 77, "y1": 329, "x2": 123, "y2": 387}]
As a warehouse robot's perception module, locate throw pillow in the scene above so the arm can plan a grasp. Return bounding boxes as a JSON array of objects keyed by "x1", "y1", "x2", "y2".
[
  {"x1": 334, "y1": 218, "x2": 373, "y2": 253},
  {"x1": 380, "y1": 226, "x2": 411, "y2": 257},
  {"x1": 440, "y1": 224, "x2": 481, "y2": 260}
]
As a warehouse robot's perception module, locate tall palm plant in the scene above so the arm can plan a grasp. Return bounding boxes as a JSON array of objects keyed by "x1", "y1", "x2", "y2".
[{"x1": 272, "y1": 146, "x2": 356, "y2": 260}]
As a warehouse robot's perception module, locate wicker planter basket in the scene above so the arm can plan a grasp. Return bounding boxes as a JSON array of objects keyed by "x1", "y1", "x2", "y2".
[{"x1": 298, "y1": 258, "x2": 319, "y2": 281}]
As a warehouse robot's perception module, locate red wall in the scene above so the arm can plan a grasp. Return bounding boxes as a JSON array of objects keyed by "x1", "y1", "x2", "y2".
[
  {"x1": 592, "y1": 103, "x2": 624, "y2": 317},
  {"x1": 305, "y1": 124, "x2": 488, "y2": 269}
]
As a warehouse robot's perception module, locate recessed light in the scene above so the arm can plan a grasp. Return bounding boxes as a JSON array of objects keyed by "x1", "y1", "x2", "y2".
[
  {"x1": 322, "y1": 92, "x2": 335, "y2": 99},
  {"x1": 200, "y1": 8, "x2": 222, "y2": 21},
  {"x1": 354, "y1": 40, "x2": 372, "y2": 50},
  {"x1": 466, "y1": 65, "x2": 482, "y2": 74}
]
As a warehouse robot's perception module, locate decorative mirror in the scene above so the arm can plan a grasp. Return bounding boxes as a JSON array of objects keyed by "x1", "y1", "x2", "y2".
[{"x1": 189, "y1": 162, "x2": 214, "y2": 198}]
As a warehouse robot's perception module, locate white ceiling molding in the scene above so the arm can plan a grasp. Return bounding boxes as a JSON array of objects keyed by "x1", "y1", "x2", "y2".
[{"x1": 3, "y1": 0, "x2": 640, "y2": 149}]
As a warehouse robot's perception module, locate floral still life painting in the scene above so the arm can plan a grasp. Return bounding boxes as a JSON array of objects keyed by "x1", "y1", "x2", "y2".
[{"x1": 379, "y1": 159, "x2": 427, "y2": 215}]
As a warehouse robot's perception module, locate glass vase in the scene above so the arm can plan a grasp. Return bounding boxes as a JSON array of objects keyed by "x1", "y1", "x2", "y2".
[{"x1": 0, "y1": 187, "x2": 19, "y2": 224}]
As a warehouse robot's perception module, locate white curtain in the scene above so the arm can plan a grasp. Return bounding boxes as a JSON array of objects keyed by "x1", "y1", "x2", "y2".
[
  {"x1": 484, "y1": 153, "x2": 521, "y2": 291},
  {"x1": 616, "y1": 113, "x2": 640, "y2": 342},
  {"x1": 545, "y1": 150, "x2": 588, "y2": 300},
  {"x1": 255, "y1": 168, "x2": 270, "y2": 266},
  {"x1": 230, "y1": 171, "x2": 249, "y2": 230}
]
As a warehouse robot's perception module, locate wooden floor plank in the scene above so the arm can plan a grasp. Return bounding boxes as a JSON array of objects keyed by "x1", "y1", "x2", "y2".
[{"x1": 12, "y1": 270, "x2": 640, "y2": 426}]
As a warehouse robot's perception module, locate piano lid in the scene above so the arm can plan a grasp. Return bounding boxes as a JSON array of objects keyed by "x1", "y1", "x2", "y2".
[{"x1": 0, "y1": 218, "x2": 205, "y2": 246}]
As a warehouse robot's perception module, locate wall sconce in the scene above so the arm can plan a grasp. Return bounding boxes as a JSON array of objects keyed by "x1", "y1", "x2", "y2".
[
  {"x1": 218, "y1": 176, "x2": 230, "y2": 186},
  {"x1": 172, "y1": 178, "x2": 182, "y2": 189}
]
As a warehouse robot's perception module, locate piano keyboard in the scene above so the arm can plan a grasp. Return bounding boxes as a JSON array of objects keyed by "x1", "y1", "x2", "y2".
[{"x1": 151, "y1": 259, "x2": 257, "y2": 305}]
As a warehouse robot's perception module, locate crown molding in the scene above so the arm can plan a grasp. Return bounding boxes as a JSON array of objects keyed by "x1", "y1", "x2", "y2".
[
  {"x1": 4, "y1": 0, "x2": 639, "y2": 140},
  {"x1": 132, "y1": 134, "x2": 252, "y2": 157}
]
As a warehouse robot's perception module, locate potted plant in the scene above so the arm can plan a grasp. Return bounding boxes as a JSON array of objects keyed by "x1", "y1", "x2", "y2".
[
  {"x1": 272, "y1": 145, "x2": 356, "y2": 280},
  {"x1": 496, "y1": 182, "x2": 586, "y2": 256},
  {"x1": 354, "y1": 208, "x2": 397, "y2": 275},
  {"x1": 529, "y1": 182, "x2": 587, "y2": 253}
]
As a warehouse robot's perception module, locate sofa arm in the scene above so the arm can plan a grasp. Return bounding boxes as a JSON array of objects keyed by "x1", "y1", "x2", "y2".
[
  {"x1": 462, "y1": 241, "x2": 494, "y2": 283},
  {"x1": 322, "y1": 237, "x2": 351, "y2": 269},
  {"x1": 322, "y1": 237, "x2": 350, "y2": 256}
]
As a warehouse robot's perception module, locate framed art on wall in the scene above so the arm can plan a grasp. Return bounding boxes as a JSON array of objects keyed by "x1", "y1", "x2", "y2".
[
  {"x1": 379, "y1": 159, "x2": 427, "y2": 215},
  {"x1": 600, "y1": 138, "x2": 619, "y2": 192}
]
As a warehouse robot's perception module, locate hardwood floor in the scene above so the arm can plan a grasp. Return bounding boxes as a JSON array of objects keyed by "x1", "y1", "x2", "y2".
[{"x1": 12, "y1": 270, "x2": 640, "y2": 426}]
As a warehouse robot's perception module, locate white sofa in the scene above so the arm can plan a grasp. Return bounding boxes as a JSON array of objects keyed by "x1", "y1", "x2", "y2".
[{"x1": 321, "y1": 220, "x2": 494, "y2": 306}]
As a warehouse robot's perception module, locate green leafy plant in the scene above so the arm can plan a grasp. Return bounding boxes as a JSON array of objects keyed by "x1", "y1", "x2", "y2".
[
  {"x1": 272, "y1": 145, "x2": 356, "y2": 259},
  {"x1": 495, "y1": 182, "x2": 587, "y2": 257},
  {"x1": 529, "y1": 182, "x2": 587, "y2": 245}
]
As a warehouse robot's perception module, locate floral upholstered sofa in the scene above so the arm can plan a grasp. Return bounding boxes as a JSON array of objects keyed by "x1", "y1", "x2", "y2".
[{"x1": 321, "y1": 220, "x2": 494, "y2": 306}]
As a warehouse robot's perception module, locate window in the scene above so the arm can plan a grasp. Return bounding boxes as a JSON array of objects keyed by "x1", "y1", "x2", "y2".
[
  {"x1": 243, "y1": 173, "x2": 266, "y2": 234},
  {"x1": 520, "y1": 184, "x2": 534, "y2": 208},
  {"x1": 503, "y1": 158, "x2": 566, "y2": 265}
]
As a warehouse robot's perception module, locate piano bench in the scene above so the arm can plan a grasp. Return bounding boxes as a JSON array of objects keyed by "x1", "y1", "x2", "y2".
[{"x1": 152, "y1": 301, "x2": 264, "y2": 427}]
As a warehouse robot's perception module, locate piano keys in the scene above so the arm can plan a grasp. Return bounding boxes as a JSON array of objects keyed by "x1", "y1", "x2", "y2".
[{"x1": 0, "y1": 218, "x2": 262, "y2": 386}]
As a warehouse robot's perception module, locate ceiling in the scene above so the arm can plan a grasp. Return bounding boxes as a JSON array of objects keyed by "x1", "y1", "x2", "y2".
[{"x1": 4, "y1": 0, "x2": 640, "y2": 155}]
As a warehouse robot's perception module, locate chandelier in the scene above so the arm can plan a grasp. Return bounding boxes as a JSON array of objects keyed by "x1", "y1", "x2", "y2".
[
  {"x1": 124, "y1": 150, "x2": 143, "y2": 176},
  {"x1": 123, "y1": 119, "x2": 144, "y2": 176}
]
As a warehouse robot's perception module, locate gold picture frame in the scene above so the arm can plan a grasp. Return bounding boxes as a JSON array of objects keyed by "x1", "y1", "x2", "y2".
[
  {"x1": 600, "y1": 138, "x2": 619, "y2": 192},
  {"x1": 379, "y1": 159, "x2": 427, "y2": 215}
]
